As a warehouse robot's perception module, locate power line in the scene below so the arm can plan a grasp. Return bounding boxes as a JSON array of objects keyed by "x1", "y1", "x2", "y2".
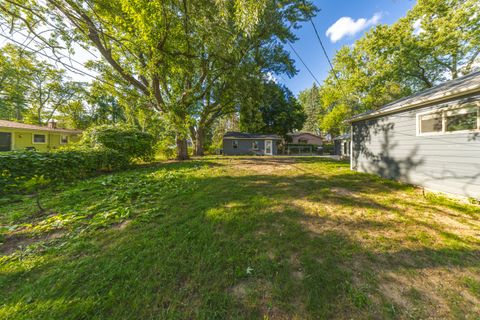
[
  {"x1": 309, "y1": 19, "x2": 336, "y2": 81},
  {"x1": 1, "y1": 27, "x2": 94, "y2": 72},
  {"x1": 0, "y1": 32, "x2": 118, "y2": 89},
  {"x1": 287, "y1": 42, "x2": 321, "y2": 86},
  {"x1": 308, "y1": 16, "x2": 350, "y2": 98}
]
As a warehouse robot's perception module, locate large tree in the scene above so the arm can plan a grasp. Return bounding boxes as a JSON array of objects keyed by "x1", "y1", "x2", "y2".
[
  {"x1": 298, "y1": 83, "x2": 322, "y2": 134},
  {"x1": 0, "y1": 0, "x2": 316, "y2": 159},
  {"x1": 25, "y1": 64, "x2": 86, "y2": 125},
  {"x1": 0, "y1": 44, "x2": 35, "y2": 120},
  {"x1": 0, "y1": 43, "x2": 86, "y2": 125},
  {"x1": 240, "y1": 81, "x2": 306, "y2": 137}
]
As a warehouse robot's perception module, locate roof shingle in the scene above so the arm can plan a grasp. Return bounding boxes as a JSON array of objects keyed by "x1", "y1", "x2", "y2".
[
  {"x1": 0, "y1": 120, "x2": 82, "y2": 134},
  {"x1": 223, "y1": 131, "x2": 282, "y2": 140}
]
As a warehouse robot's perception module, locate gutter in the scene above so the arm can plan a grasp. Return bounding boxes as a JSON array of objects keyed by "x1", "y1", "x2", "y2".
[{"x1": 347, "y1": 86, "x2": 480, "y2": 123}]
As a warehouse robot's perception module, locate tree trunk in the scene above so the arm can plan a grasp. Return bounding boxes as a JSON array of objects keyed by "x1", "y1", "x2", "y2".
[
  {"x1": 176, "y1": 136, "x2": 189, "y2": 160},
  {"x1": 194, "y1": 127, "x2": 205, "y2": 156}
]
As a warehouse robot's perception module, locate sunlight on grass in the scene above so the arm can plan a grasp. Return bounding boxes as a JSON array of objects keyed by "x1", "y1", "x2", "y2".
[{"x1": 1, "y1": 157, "x2": 479, "y2": 319}]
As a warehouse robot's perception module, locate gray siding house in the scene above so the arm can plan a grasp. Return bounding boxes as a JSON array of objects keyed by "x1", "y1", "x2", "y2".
[
  {"x1": 223, "y1": 132, "x2": 282, "y2": 155},
  {"x1": 348, "y1": 71, "x2": 480, "y2": 199}
]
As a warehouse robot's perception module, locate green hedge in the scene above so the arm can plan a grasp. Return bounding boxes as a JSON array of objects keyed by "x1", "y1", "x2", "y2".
[
  {"x1": 0, "y1": 148, "x2": 129, "y2": 193},
  {"x1": 82, "y1": 125, "x2": 155, "y2": 161}
]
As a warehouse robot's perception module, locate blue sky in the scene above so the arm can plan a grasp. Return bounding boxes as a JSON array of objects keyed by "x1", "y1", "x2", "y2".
[{"x1": 281, "y1": 0, "x2": 417, "y2": 94}]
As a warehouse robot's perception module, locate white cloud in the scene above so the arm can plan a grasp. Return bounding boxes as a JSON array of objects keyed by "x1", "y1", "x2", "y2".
[{"x1": 326, "y1": 13, "x2": 382, "y2": 43}]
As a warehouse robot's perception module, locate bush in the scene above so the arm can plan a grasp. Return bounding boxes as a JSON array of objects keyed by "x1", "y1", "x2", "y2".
[
  {"x1": 0, "y1": 148, "x2": 129, "y2": 193},
  {"x1": 155, "y1": 135, "x2": 177, "y2": 159},
  {"x1": 82, "y1": 125, "x2": 155, "y2": 161}
]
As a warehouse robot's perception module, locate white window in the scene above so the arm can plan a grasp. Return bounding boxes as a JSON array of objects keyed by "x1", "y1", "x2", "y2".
[
  {"x1": 252, "y1": 140, "x2": 259, "y2": 150},
  {"x1": 60, "y1": 135, "x2": 68, "y2": 144},
  {"x1": 232, "y1": 140, "x2": 238, "y2": 149},
  {"x1": 445, "y1": 107, "x2": 478, "y2": 132},
  {"x1": 418, "y1": 103, "x2": 480, "y2": 135},
  {"x1": 33, "y1": 134, "x2": 46, "y2": 144},
  {"x1": 419, "y1": 112, "x2": 443, "y2": 133}
]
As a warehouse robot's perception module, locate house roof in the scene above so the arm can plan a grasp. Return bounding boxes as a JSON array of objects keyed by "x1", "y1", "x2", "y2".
[
  {"x1": 348, "y1": 71, "x2": 480, "y2": 122},
  {"x1": 0, "y1": 120, "x2": 82, "y2": 134},
  {"x1": 288, "y1": 132, "x2": 322, "y2": 138},
  {"x1": 333, "y1": 133, "x2": 350, "y2": 140},
  {"x1": 223, "y1": 131, "x2": 282, "y2": 140}
]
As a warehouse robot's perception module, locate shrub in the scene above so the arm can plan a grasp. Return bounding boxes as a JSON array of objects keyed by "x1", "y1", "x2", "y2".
[
  {"x1": 0, "y1": 148, "x2": 129, "y2": 193},
  {"x1": 82, "y1": 125, "x2": 155, "y2": 161},
  {"x1": 155, "y1": 135, "x2": 177, "y2": 159}
]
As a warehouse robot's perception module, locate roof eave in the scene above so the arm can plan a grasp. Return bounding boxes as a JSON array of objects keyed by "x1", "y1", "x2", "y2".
[
  {"x1": 223, "y1": 136, "x2": 281, "y2": 140},
  {"x1": 0, "y1": 126, "x2": 82, "y2": 134},
  {"x1": 347, "y1": 86, "x2": 480, "y2": 123}
]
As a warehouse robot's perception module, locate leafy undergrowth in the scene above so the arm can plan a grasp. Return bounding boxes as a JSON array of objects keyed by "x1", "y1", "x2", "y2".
[{"x1": 0, "y1": 157, "x2": 479, "y2": 319}]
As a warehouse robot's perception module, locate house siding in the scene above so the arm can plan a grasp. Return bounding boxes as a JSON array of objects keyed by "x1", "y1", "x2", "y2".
[
  {"x1": 223, "y1": 139, "x2": 278, "y2": 155},
  {"x1": 290, "y1": 133, "x2": 322, "y2": 145},
  {"x1": 0, "y1": 128, "x2": 81, "y2": 152},
  {"x1": 351, "y1": 94, "x2": 480, "y2": 199}
]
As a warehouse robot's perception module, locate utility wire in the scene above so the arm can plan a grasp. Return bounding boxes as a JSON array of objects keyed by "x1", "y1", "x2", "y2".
[
  {"x1": 1, "y1": 27, "x2": 93, "y2": 72},
  {"x1": 309, "y1": 18, "x2": 337, "y2": 82},
  {"x1": 306, "y1": 10, "x2": 350, "y2": 97},
  {"x1": 0, "y1": 32, "x2": 118, "y2": 89},
  {"x1": 287, "y1": 42, "x2": 321, "y2": 86}
]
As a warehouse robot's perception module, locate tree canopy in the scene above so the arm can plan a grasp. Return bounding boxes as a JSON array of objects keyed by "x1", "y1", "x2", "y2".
[
  {"x1": 240, "y1": 81, "x2": 306, "y2": 137},
  {"x1": 301, "y1": 0, "x2": 480, "y2": 136},
  {"x1": 0, "y1": 0, "x2": 316, "y2": 158},
  {"x1": 0, "y1": 44, "x2": 86, "y2": 125}
]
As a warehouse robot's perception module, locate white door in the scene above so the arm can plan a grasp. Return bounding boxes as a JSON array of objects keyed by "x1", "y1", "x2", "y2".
[{"x1": 265, "y1": 140, "x2": 273, "y2": 155}]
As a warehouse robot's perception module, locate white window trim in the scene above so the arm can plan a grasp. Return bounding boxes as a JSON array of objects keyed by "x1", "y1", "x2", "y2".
[
  {"x1": 416, "y1": 101, "x2": 480, "y2": 136},
  {"x1": 60, "y1": 134, "x2": 69, "y2": 145},
  {"x1": 232, "y1": 140, "x2": 238, "y2": 148},
  {"x1": 32, "y1": 133, "x2": 48, "y2": 144},
  {"x1": 252, "y1": 140, "x2": 259, "y2": 150}
]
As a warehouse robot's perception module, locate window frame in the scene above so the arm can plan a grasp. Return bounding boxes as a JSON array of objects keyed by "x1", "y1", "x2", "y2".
[
  {"x1": 252, "y1": 140, "x2": 259, "y2": 150},
  {"x1": 416, "y1": 102, "x2": 480, "y2": 136},
  {"x1": 232, "y1": 140, "x2": 238, "y2": 149},
  {"x1": 32, "y1": 133, "x2": 47, "y2": 144},
  {"x1": 60, "y1": 135, "x2": 69, "y2": 145}
]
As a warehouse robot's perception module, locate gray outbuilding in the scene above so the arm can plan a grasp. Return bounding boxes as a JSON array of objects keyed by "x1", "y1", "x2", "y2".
[
  {"x1": 348, "y1": 71, "x2": 480, "y2": 199},
  {"x1": 222, "y1": 132, "x2": 282, "y2": 155},
  {"x1": 333, "y1": 133, "x2": 351, "y2": 157}
]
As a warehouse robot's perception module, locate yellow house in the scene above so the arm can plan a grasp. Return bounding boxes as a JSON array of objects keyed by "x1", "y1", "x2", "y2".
[{"x1": 0, "y1": 120, "x2": 82, "y2": 152}]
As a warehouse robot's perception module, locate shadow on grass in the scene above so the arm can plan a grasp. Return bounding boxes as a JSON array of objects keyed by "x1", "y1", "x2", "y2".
[{"x1": 0, "y1": 158, "x2": 478, "y2": 319}]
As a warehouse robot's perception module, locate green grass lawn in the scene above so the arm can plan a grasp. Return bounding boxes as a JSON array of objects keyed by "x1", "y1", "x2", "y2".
[{"x1": 1, "y1": 157, "x2": 479, "y2": 319}]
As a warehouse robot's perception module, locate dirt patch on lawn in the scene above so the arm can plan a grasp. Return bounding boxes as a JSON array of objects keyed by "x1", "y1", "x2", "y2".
[
  {"x1": 229, "y1": 279, "x2": 294, "y2": 319},
  {"x1": 231, "y1": 282, "x2": 248, "y2": 299},
  {"x1": 229, "y1": 158, "x2": 298, "y2": 174},
  {"x1": 113, "y1": 219, "x2": 131, "y2": 230},
  {"x1": 1, "y1": 229, "x2": 65, "y2": 255},
  {"x1": 378, "y1": 268, "x2": 480, "y2": 318}
]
